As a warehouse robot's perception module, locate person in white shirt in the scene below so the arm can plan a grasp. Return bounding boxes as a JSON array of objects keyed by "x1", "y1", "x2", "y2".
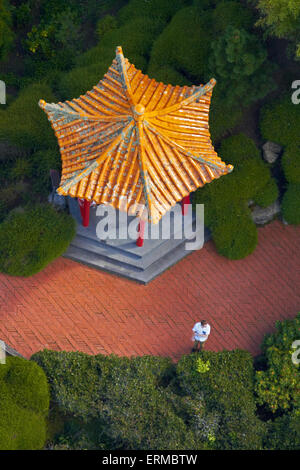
[{"x1": 192, "y1": 320, "x2": 211, "y2": 352}]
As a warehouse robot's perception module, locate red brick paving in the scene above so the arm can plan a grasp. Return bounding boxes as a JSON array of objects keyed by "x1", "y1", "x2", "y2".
[{"x1": 0, "y1": 220, "x2": 299, "y2": 361}]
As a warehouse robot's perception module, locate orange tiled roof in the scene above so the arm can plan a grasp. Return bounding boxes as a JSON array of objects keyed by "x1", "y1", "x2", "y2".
[{"x1": 39, "y1": 46, "x2": 233, "y2": 223}]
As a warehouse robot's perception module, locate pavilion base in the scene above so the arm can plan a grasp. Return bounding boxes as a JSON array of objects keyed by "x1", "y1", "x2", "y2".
[{"x1": 64, "y1": 197, "x2": 211, "y2": 284}]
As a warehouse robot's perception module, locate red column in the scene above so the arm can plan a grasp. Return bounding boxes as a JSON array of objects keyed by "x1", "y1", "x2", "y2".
[
  {"x1": 182, "y1": 195, "x2": 190, "y2": 215},
  {"x1": 136, "y1": 219, "x2": 146, "y2": 247},
  {"x1": 78, "y1": 198, "x2": 90, "y2": 227}
]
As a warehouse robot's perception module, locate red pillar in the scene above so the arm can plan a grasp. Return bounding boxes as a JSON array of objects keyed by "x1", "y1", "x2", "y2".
[
  {"x1": 78, "y1": 198, "x2": 90, "y2": 227},
  {"x1": 136, "y1": 219, "x2": 146, "y2": 247},
  {"x1": 182, "y1": 195, "x2": 190, "y2": 215}
]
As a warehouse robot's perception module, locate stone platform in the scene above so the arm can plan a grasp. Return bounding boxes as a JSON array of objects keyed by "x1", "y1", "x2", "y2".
[{"x1": 64, "y1": 197, "x2": 210, "y2": 284}]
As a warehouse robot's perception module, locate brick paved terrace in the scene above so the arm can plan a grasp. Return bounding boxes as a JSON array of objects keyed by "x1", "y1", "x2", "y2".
[{"x1": 0, "y1": 220, "x2": 299, "y2": 361}]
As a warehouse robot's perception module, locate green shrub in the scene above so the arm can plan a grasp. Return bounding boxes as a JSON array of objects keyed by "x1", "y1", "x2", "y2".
[
  {"x1": 117, "y1": 0, "x2": 189, "y2": 25},
  {"x1": 253, "y1": 178, "x2": 279, "y2": 208},
  {"x1": 0, "y1": 181, "x2": 29, "y2": 222},
  {"x1": 10, "y1": 158, "x2": 31, "y2": 181},
  {"x1": 255, "y1": 313, "x2": 300, "y2": 414},
  {"x1": 29, "y1": 148, "x2": 61, "y2": 196},
  {"x1": 77, "y1": 16, "x2": 164, "y2": 69},
  {"x1": 0, "y1": 0, "x2": 14, "y2": 61},
  {"x1": 96, "y1": 14, "x2": 117, "y2": 40},
  {"x1": 148, "y1": 7, "x2": 212, "y2": 82},
  {"x1": 0, "y1": 203, "x2": 76, "y2": 276},
  {"x1": 177, "y1": 350, "x2": 266, "y2": 450},
  {"x1": 209, "y1": 26, "x2": 276, "y2": 107},
  {"x1": 218, "y1": 133, "x2": 260, "y2": 167},
  {"x1": 0, "y1": 356, "x2": 49, "y2": 450},
  {"x1": 32, "y1": 350, "x2": 206, "y2": 450},
  {"x1": 260, "y1": 94, "x2": 300, "y2": 146},
  {"x1": 212, "y1": 1, "x2": 254, "y2": 33},
  {"x1": 57, "y1": 63, "x2": 109, "y2": 100},
  {"x1": 209, "y1": 89, "x2": 244, "y2": 142},
  {"x1": 281, "y1": 145, "x2": 300, "y2": 184},
  {"x1": 31, "y1": 350, "x2": 102, "y2": 420},
  {"x1": 212, "y1": 212, "x2": 258, "y2": 259},
  {"x1": 264, "y1": 409, "x2": 300, "y2": 450},
  {"x1": 0, "y1": 83, "x2": 57, "y2": 150},
  {"x1": 281, "y1": 184, "x2": 300, "y2": 224}
]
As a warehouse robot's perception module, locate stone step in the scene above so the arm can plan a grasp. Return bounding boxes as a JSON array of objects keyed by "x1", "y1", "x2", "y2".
[
  {"x1": 64, "y1": 236, "x2": 203, "y2": 284},
  {"x1": 69, "y1": 232, "x2": 187, "y2": 270}
]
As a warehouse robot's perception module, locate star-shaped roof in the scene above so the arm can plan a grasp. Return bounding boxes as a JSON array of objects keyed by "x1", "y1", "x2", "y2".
[{"x1": 39, "y1": 46, "x2": 233, "y2": 223}]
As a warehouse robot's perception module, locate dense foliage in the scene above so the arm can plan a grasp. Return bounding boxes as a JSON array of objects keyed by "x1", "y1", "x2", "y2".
[
  {"x1": 0, "y1": 204, "x2": 76, "y2": 276},
  {"x1": 254, "y1": 0, "x2": 300, "y2": 59},
  {"x1": 0, "y1": 356, "x2": 49, "y2": 450},
  {"x1": 255, "y1": 313, "x2": 300, "y2": 414},
  {"x1": 0, "y1": 0, "x2": 14, "y2": 61},
  {"x1": 32, "y1": 349, "x2": 265, "y2": 450},
  {"x1": 31, "y1": 314, "x2": 300, "y2": 450}
]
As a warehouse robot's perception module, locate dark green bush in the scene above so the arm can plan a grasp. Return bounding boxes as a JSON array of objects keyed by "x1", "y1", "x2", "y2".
[
  {"x1": 0, "y1": 181, "x2": 29, "y2": 222},
  {"x1": 57, "y1": 63, "x2": 109, "y2": 100},
  {"x1": 218, "y1": 133, "x2": 260, "y2": 166},
  {"x1": 0, "y1": 356, "x2": 49, "y2": 450},
  {"x1": 260, "y1": 94, "x2": 300, "y2": 146},
  {"x1": 0, "y1": 203, "x2": 76, "y2": 276},
  {"x1": 264, "y1": 410, "x2": 300, "y2": 450},
  {"x1": 0, "y1": 0, "x2": 15, "y2": 61},
  {"x1": 148, "y1": 7, "x2": 213, "y2": 82},
  {"x1": 0, "y1": 83, "x2": 57, "y2": 150},
  {"x1": 255, "y1": 313, "x2": 300, "y2": 414},
  {"x1": 281, "y1": 184, "x2": 300, "y2": 224},
  {"x1": 32, "y1": 350, "x2": 206, "y2": 450},
  {"x1": 96, "y1": 14, "x2": 118, "y2": 40},
  {"x1": 208, "y1": 26, "x2": 276, "y2": 107},
  {"x1": 31, "y1": 350, "x2": 102, "y2": 420},
  {"x1": 209, "y1": 88, "x2": 244, "y2": 142},
  {"x1": 176, "y1": 350, "x2": 266, "y2": 449},
  {"x1": 29, "y1": 148, "x2": 61, "y2": 195},
  {"x1": 10, "y1": 157, "x2": 31, "y2": 181},
  {"x1": 281, "y1": 145, "x2": 300, "y2": 184},
  {"x1": 253, "y1": 178, "x2": 279, "y2": 208},
  {"x1": 212, "y1": 212, "x2": 258, "y2": 260},
  {"x1": 117, "y1": 0, "x2": 189, "y2": 25},
  {"x1": 212, "y1": 1, "x2": 254, "y2": 33}
]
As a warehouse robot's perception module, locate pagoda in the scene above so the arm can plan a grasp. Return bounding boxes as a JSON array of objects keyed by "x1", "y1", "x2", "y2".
[{"x1": 39, "y1": 46, "x2": 233, "y2": 282}]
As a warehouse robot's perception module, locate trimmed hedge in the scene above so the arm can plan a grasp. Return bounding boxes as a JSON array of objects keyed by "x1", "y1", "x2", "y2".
[
  {"x1": 281, "y1": 145, "x2": 300, "y2": 184},
  {"x1": 260, "y1": 94, "x2": 300, "y2": 147},
  {"x1": 117, "y1": 0, "x2": 189, "y2": 25},
  {"x1": 148, "y1": 7, "x2": 213, "y2": 82},
  {"x1": 281, "y1": 184, "x2": 300, "y2": 225},
  {"x1": 218, "y1": 133, "x2": 260, "y2": 166},
  {"x1": 253, "y1": 177, "x2": 279, "y2": 208},
  {"x1": 0, "y1": 0, "x2": 15, "y2": 61},
  {"x1": 29, "y1": 148, "x2": 61, "y2": 196},
  {"x1": 32, "y1": 351, "x2": 205, "y2": 450},
  {"x1": 0, "y1": 356, "x2": 49, "y2": 450},
  {"x1": 209, "y1": 90, "x2": 244, "y2": 143},
  {"x1": 212, "y1": 212, "x2": 258, "y2": 260},
  {"x1": 212, "y1": 1, "x2": 254, "y2": 33},
  {"x1": 0, "y1": 203, "x2": 76, "y2": 276},
  {"x1": 0, "y1": 83, "x2": 57, "y2": 150}
]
